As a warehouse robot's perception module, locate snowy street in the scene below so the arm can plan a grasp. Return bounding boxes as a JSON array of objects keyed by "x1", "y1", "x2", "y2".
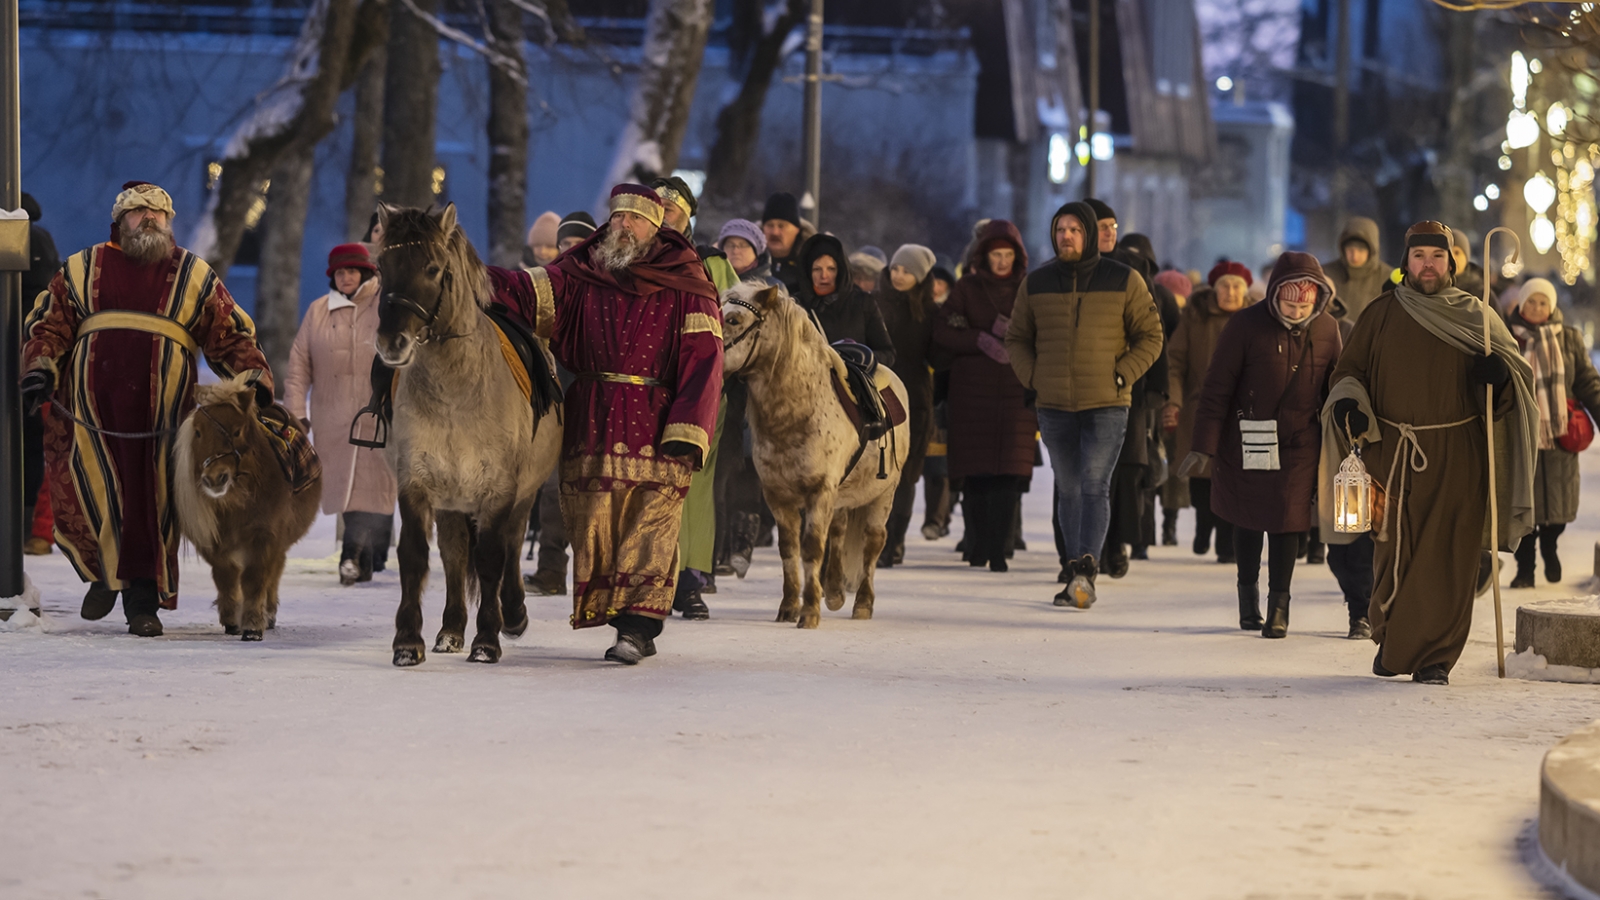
[{"x1": 4, "y1": 457, "x2": 1598, "y2": 899}]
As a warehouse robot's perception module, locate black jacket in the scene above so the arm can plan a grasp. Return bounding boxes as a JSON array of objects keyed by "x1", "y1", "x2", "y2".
[{"x1": 796, "y1": 234, "x2": 896, "y2": 367}]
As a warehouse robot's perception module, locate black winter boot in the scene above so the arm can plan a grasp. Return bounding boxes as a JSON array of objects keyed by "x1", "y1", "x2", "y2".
[
  {"x1": 1540, "y1": 524, "x2": 1564, "y2": 584},
  {"x1": 1511, "y1": 534, "x2": 1537, "y2": 588},
  {"x1": 1238, "y1": 583, "x2": 1262, "y2": 631},
  {"x1": 1161, "y1": 509, "x2": 1179, "y2": 547},
  {"x1": 1261, "y1": 591, "x2": 1291, "y2": 638},
  {"x1": 1102, "y1": 540, "x2": 1129, "y2": 579},
  {"x1": 81, "y1": 582, "x2": 118, "y2": 621},
  {"x1": 123, "y1": 580, "x2": 163, "y2": 637}
]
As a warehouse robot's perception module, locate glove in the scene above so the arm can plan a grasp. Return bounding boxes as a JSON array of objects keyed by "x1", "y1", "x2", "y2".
[
  {"x1": 20, "y1": 368, "x2": 53, "y2": 416},
  {"x1": 1470, "y1": 353, "x2": 1510, "y2": 388},
  {"x1": 1332, "y1": 398, "x2": 1368, "y2": 438},
  {"x1": 1175, "y1": 451, "x2": 1210, "y2": 479},
  {"x1": 990, "y1": 314, "x2": 1011, "y2": 338},
  {"x1": 976, "y1": 332, "x2": 1010, "y2": 365},
  {"x1": 254, "y1": 382, "x2": 276, "y2": 410},
  {"x1": 660, "y1": 440, "x2": 701, "y2": 467}
]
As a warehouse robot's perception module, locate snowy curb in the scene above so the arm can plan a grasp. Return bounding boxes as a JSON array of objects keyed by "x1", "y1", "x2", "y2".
[
  {"x1": 0, "y1": 574, "x2": 46, "y2": 632},
  {"x1": 1515, "y1": 597, "x2": 1600, "y2": 672},
  {"x1": 1540, "y1": 720, "x2": 1600, "y2": 899}
]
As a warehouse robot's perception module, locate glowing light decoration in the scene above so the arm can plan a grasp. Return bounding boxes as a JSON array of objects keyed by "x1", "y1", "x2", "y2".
[
  {"x1": 1075, "y1": 140, "x2": 1090, "y2": 167},
  {"x1": 1507, "y1": 110, "x2": 1541, "y2": 150},
  {"x1": 1216, "y1": 76, "x2": 1234, "y2": 92},
  {"x1": 1548, "y1": 102, "x2": 1570, "y2": 136},
  {"x1": 1332, "y1": 450, "x2": 1374, "y2": 534},
  {"x1": 1499, "y1": 155, "x2": 1515, "y2": 171},
  {"x1": 1531, "y1": 215, "x2": 1556, "y2": 254},
  {"x1": 1090, "y1": 133, "x2": 1115, "y2": 161},
  {"x1": 1048, "y1": 134, "x2": 1071, "y2": 184},
  {"x1": 1474, "y1": 195, "x2": 1489, "y2": 211},
  {"x1": 1486, "y1": 183, "x2": 1501, "y2": 200},
  {"x1": 1511, "y1": 52, "x2": 1530, "y2": 108},
  {"x1": 1525, "y1": 173, "x2": 1557, "y2": 214}
]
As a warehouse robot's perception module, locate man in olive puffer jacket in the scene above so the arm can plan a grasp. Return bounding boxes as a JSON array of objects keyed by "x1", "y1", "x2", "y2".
[{"x1": 1006, "y1": 201, "x2": 1164, "y2": 609}]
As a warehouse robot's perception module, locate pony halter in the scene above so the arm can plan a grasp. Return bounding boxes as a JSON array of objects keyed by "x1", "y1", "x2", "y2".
[
  {"x1": 378, "y1": 241, "x2": 468, "y2": 344},
  {"x1": 722, "y1": 296, "x2": 766, "y2": 355}
]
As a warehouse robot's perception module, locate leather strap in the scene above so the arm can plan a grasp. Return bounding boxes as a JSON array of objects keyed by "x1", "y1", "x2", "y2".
[{"x1": 77, "y1": 311, "x2": 199, "y2": 354}]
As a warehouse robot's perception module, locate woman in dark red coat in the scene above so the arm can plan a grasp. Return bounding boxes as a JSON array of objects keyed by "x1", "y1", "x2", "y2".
[
  {"x1": 1185, "y1": 252, "x2": 1341, "y2": 637},
  {"x1": 932, "y1": 220, "x2": 1036, "y2": 571}
]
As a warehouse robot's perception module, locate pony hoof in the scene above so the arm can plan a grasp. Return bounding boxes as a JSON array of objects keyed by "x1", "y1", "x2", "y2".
[
  {"x1": 240, "y1": 630, "x2": 264, "y2": 641},
  {"x1": 797, "y1": 614, "x2": 821, "y2": 629},
  {"x1": 824, "y1": 594, "x2": 845, "y2": 612},
  {"x1": 468, "y1": 645, "x2": 501, "y2": 664},
  {"x1": 851, "y1": 607, "x2": 873, "y2": 620},
  {"x1": 268, "y1": 618, "x2": 277, "y2": 630},
  {"x1": 776, "y1": 608, "x2": 800, "y2": 623},
  {"x1": 501, "y1": 611, "x2": 529, "y2": 639},
  {"x1": 433, "y1": 633, "x2": 464, "y2": 653},
  {"x1": 393, "y1": 647, "x2": 425, "y2": 667},
  {"x1": 223, "y1": 624, "x2": 240, "y2": 635}
]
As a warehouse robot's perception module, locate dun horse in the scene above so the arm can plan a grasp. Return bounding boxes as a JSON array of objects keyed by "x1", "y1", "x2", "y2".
[
  {"x1": 374, "y1": 204, "x2": 561, "y2": 666},
  {"x1": 720, "y1": 282, "x2": 910, "y2": 627},
  {"x1": 174, "y1": 374, "x2": 320, "y2": 640}
]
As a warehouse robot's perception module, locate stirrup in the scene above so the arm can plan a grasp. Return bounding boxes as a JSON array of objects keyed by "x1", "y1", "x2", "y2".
[{"x1": 349, "y1": 407, "x2": 389, "y2": 449}]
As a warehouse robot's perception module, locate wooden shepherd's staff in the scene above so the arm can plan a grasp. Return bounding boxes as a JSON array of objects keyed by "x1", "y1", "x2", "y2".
[{"x1": 1481, "y1": 225, "x2": 1520, "y2": 679}]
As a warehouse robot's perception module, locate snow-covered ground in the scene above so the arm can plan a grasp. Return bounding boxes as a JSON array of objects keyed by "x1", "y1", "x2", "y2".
[{"x1": 5, "y1": 453, "x2": 1600, "y2": 899}]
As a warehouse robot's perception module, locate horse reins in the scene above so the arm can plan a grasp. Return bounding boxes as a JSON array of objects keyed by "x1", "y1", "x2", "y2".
[
  {"x1": 195, "y1": 404, "x2": 245, "y2": 472},
  {"x1": 379, "y1": 240, "x2": 470, "y2": 344}
]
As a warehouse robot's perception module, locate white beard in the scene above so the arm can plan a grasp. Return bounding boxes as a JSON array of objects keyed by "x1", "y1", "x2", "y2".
[
  {"x1": 121, "y1": 222, "x2": 175, "y2": 265},
  {"x1": 594, "y1": 228, "x2": 650, "y2": 272}
]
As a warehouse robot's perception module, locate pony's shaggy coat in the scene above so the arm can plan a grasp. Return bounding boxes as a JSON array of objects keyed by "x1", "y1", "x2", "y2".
[
  {"x1": 373, "y1": 203, "x2": 561, "y2": 665},
  {"x1": 174, "y1": 373, "x2": 320, "y2": 639},
  {"x1": 721, "y1": 282, "x2": 911, "y2": 627}
]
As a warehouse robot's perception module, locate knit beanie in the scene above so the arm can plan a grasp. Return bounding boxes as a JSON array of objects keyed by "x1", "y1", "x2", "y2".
[
  {"x1": 527, "y1": 211, "x2": 560, "y2": 249},
  {"x1": 761, "y1": 192, "x2": 801, "y2": 228},
  {"x1": 857, "y1": 245, "x2": 889, "y2": 266},
  {"x1": 849, "y1": 251, "x2": 886, "y2": 278},
  {"x1": 556, "y1": 211, "x2": 597, "y2": 244},
  {"x1": 1518, "y1": 277, "x2": 1558, "y2": 309},
  {"x1": 1153, "y1": 269, "x2": 1193, "y2": 298},
  {"x1": 716, "y1": 218, "x2": 766, "y2": 256},
  {"x1": 326, "y1": 242, "x2": 376, "y2": 276},
  {"x1": 1084, "y1": 197, "x2": 1117, "y2": 222},
  {"x1": 890, "y1": 244, "x2": 937, "y2": 283},
  {"x1": 1207, "y1": 260, "x2": 1253, "y2": 287}
]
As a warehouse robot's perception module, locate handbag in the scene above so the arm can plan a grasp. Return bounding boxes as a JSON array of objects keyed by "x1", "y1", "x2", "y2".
[
  {"x1": 1558, "y1": 398, "x2": 1594, "y2": 453},
  {"x1": 1237, "y1": 336, "x2": 1314, "y2": 472}
]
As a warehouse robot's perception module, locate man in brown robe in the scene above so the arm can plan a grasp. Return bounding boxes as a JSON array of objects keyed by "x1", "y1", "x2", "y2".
[{"x1": 1324, "y1": 221, "x2": 1536, "y2": 685}]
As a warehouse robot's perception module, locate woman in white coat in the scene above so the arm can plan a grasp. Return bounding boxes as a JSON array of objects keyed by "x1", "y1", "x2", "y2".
[{"x1": 284, "y1": 243, "x2": 398, "y2": 584}]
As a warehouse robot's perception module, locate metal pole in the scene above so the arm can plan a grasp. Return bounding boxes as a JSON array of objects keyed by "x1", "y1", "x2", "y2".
[
  {"x1": 0, "y1": 0, "x2": 21, "y2": 605},
  {"x1": 1482, "y1": 226, "x2": 1520, "y2": 679},
  {"x1": 800, "y1": 0, "x2": 823, "y2": 230},
  {"x1": 1331, "y1": 0, "x2": 1351, "y2": 224},
  {"x1": 1085, "y1": 0, "x2": 1100, "y2": 198}
]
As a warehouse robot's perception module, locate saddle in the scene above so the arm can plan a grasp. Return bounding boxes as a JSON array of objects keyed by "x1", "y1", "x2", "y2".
[
  {"x1": 349, "y1": 303, "x2": 562, "y2": 450},
  {"x1": 828, "y1": 340, "x2": 907, "y2": 481}
]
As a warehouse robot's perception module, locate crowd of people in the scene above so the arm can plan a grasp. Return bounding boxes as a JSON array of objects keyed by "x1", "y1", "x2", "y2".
[{"x1": 16, "y1": 175, "x2": 1595, "y2": 683}]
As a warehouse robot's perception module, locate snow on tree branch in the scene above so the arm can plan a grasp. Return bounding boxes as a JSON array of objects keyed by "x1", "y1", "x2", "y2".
[{"x1": 398, "y1": 0, "x2": 528, "y2": 86}]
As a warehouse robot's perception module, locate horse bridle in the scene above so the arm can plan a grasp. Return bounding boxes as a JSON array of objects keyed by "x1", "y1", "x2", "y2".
[
  {"x1": 378, "y1": 240, "x2": 468, "y2": 344},
  {"x1": 195, "y1": 404, "x2": 244, "y2": 472},
  {"x1": 723, "y1": 296, "x2": 766, "y2": 358}
]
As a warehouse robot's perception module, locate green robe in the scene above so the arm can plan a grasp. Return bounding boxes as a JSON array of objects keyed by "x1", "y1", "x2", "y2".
[{"x1": 678, "y1": 256, "x2": 739, "y2": 573}]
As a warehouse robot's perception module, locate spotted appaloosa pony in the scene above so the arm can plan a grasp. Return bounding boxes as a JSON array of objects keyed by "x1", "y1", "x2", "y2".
[
  {"x1": 174, "y1": 373, "x2": 320, "y2": 640},
  {"x1": 720, "y1": 281, "x2": 910, "y2": 627},
  {"x1": 373, "y1": 203, "x2": 561, "y2": 666}
]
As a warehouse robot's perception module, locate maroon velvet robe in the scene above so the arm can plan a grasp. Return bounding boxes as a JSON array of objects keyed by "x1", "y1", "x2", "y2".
[{"x1": 525, "y1": 226, "x2": 723, "y2": 627}]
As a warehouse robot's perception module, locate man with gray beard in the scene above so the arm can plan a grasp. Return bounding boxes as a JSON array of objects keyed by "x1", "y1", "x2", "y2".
[
  {"x1": 21, "y1": 181, "x2": 272, "y2": 636},
  {"x1": 524, "y1": 183, "x2": 723, "y2": 663}
]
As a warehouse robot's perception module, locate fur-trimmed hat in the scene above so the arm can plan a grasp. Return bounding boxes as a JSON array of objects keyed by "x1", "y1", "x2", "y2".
[
  {"x1": 1405, "y1": 221, "x2": 1456, "y2": 274},
  {"x1": 326, "y1": 243, "x2": 376, "y2": 276},
  {"x1": 111, "y1": 180, "x2": 174, "y2": 222},
  {"x1": 609, "y1": 184, "x2": 664, "y2": 229},
  {"x1": 1207, "y1": 260, "x2": 1253, "y2": 287},
  {"x1": 716, "y1": 218, "x2": 766, "y2": 256}
]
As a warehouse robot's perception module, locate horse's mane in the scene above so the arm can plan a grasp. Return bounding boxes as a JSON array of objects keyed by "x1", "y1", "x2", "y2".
[
  {"x1": 382, "y1": 207, "x2": 492, "y2": 311},
  {"x1": 175, "y1": 372, "x2": 259, "y2": 549}
]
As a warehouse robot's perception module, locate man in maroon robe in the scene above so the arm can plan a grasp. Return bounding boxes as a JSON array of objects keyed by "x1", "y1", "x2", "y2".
[
  {"x1": 21, "y1": 181, "x2": 272, "y2": 636},
  {"x1": 526, "y1": 184, "x2": 723, "y2": 663}
]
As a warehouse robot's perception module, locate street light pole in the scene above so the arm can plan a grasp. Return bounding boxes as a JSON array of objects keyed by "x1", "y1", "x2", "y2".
[
  {"x1": 800, "y1": 0, "x2": 823, "y2": 230},
  {"x1": 1085, "y1": 0, "x2": 1100, "y2": 199},
  {"x1": 0, "y1": 0, "x2": 22, "y2": 608}
]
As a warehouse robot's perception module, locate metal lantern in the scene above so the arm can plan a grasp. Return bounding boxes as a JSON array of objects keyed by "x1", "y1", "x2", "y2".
[{"x1": 1332, "y1": 448, "x2": 1374, "y2": 534}]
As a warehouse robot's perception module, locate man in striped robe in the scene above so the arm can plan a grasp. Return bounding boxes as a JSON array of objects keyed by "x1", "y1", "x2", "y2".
[{"x1": 20, "y1": 181, "x2": 272, "y2": 636}]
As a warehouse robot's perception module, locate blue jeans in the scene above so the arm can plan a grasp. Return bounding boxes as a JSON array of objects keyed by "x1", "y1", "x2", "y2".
[{"x1": 1037, "y1": 406, "x2": 1130, "y2": 562}]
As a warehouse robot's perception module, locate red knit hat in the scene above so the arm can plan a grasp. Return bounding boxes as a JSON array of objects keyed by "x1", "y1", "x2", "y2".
[
  {"x1": 326, "y1": 243, "x2": 376, "y2": 276},
  {"x1": 1207, "y1": 260, "x2": 1253, "y2": 287}
]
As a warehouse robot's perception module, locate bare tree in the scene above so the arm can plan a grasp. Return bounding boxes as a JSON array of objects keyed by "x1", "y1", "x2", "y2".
[
  {"x1": 254, "y1": 143, "x2": 318, "y2": 382},
  {"x1": 383, "y1": 0, "x2": 443, "y2": 208},
  {"x1": 702, "y1": 0, "x2": 807, "y2": 206},
  {"x1": 486, "y1": 0, "x2": 530, "y2": 268},
  {"x1": 190, "y1": 0, "x2": 386, "y2": 278},
  {"x1": 598, "y1": 0, "x2": 716, "y2": 197},
  {"x1": 345, "y1": 42, "x2": 387, "y2": 241}
]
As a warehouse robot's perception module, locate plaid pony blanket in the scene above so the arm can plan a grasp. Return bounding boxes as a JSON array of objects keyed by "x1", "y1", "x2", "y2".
[{"x1": 257, "y1": 403, "x2": 322, "y2": 494}]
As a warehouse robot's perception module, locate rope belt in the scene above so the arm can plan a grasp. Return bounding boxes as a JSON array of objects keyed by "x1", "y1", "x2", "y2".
[
  {"x1": 76, "y1": 311, "x2": 199, "y2": 354},
  {"x1": 1373, "y1": 413, "x2": 1479, "y2": 616},
  {"x1": 577, "y1": 372, "x2": 666, "y2": 388}
]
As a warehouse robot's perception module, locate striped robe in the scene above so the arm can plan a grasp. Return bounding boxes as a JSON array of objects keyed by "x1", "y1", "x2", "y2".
[{"x1": 23, "y1": 242, "x2": 270, "y2": 606}]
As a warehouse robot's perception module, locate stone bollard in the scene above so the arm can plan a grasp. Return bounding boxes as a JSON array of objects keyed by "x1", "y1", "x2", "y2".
[
  {"x1": 1515, "y1": 599, "x2": 1600, "y2": 670},
  {"x1": 1540, "y1": 721, "x2": 1600, "y2": 897}
]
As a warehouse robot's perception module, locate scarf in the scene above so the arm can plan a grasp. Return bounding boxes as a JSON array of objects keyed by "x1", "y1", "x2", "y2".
[{"x1": 1510, "y1": 320, "x2": 1568, "y2": 450}]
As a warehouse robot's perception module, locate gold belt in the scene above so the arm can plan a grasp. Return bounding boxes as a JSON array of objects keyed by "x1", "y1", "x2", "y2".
[
  {"x1": 76, "y1": 311, "x2": 199, "y2": 354},
  {"x1": 578, "y1": 371, "x2": 666, "y2": 388}
]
